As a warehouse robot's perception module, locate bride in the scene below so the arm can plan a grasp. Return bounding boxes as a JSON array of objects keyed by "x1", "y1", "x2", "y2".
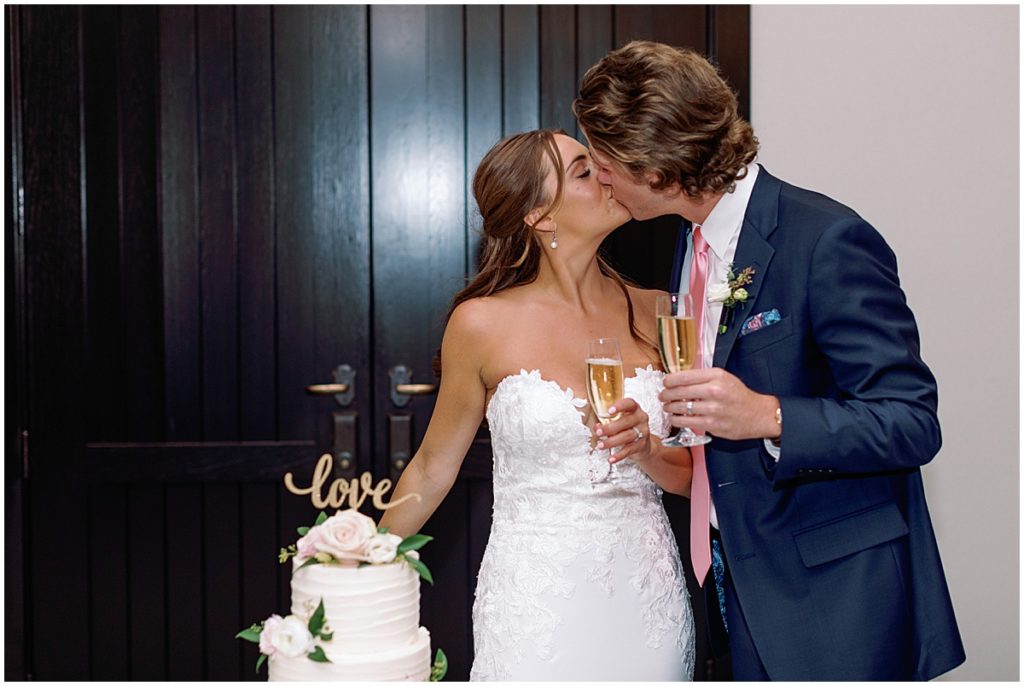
[{"x1": 380, "y1": 129, "x2": 696, "y2": 681}]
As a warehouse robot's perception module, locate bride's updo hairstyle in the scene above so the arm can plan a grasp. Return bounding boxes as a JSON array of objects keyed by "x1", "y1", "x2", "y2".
[{"x1": 434, "y1": 129, "x2": 653, "y2": 377}]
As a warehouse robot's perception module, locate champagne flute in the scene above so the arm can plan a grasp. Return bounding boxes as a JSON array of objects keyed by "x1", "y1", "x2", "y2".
[
  {"x1": 656, "y1": 293, "x2": 712, "y2": 447},
  {"x1": 586, "y1": 337, "x2": 625, "y2": 483}
]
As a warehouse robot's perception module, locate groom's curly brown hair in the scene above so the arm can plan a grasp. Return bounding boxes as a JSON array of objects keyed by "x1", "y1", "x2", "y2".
[{"x1": 574, "y1": 41, "x2": 759, "y2": 198}]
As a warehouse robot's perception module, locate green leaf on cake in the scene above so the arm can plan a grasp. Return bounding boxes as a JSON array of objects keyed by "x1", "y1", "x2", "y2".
[
  {"x1": 294, "y1": 557, "x2": 321, "y2": 573},
  {"x1": 234, "y1": 623, "x2": 263, "y2": 643},
  {"x1": 308, "y1": 599, "x2": 327, "y2": 637},
  {"x1": 314, "y1": 511, "x2": 329, "y2": 526},
  {"x1": 430, "y1": 648, "x2": 448, "y2": 681},
  {"x1": 256, "y1": 653, "x2": 267, "y2": 673},
  {"x1": 308, "y1": 646, "x2": 331, "y2": 663},
  {"x1": 320, "y1": 631, "x2": 333, "y2": 642},
  {"x1": 377, "y1": 526, "x2": 390, "y2": 534},
  {"x1": 404, "y1": 555, "x2": 434, "y2": 585},
  {"x1": 297, "y1": 526, "x2": 310, "y2": 536},
  {"x1": 398, "y1": 534, "x2": 433, "y2": 554}
]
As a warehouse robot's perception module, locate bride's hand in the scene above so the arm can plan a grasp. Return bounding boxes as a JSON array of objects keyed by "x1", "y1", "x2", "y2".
[{"x1": 594, "y1": 398, "x2": 654, "y2": 465}]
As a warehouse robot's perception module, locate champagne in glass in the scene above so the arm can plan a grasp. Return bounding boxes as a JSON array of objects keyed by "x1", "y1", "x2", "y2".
[
  {"x1": 587, "y1": 357, "x2": 624, "y2": 425},
  {"x1": 656, "y1": 293, "x2": 712, "y2": 447},
  {"x1": 586, "y1": 337, "x2": 625, "y2": 483}
]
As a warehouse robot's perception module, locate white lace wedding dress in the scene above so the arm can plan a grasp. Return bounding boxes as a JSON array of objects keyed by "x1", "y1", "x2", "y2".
[{"x1": 470, "y1": 366, "x2": 695, "y2": 681}]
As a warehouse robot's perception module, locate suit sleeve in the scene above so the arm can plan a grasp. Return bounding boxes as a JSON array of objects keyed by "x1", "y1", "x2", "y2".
[{"x1": 772, "y1": 217, "x2": 942, "y2": 481}]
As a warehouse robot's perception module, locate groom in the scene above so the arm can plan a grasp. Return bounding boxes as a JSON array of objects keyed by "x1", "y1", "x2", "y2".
[{"x1": 574, "y1": 41, "x2": 965, "y2": 680}]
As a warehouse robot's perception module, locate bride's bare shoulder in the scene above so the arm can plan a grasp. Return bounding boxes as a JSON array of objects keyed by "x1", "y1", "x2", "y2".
[{"x1": 445, "y1": 294, "x2": 515, "y2": 344}]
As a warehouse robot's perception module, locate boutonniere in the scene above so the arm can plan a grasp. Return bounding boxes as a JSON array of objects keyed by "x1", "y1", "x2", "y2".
[{"x1": 707, "y1": 264, "x2": 755, "y2": 334}]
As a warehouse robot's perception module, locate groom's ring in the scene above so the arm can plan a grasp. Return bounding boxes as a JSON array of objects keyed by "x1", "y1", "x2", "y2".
[
  {"x1": 685, "y1": 400, "x2": 695, "y2": 416},
  {"x1": 632, "y1": 426, "x2": 644, "y2": 442}
]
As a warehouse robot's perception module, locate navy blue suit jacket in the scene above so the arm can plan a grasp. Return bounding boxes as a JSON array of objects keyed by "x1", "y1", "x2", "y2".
[{"x1": 670, "y1": 167, "x2": 965, "y2": 680}]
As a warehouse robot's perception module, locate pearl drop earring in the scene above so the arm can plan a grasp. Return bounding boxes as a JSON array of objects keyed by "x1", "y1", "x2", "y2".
[{"x1": 550, "y1": 228, "x2": 558, "y2": 249}]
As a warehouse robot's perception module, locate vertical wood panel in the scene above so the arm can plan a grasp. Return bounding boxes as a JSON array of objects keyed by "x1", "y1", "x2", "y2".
[
  {"x1": 194, "y1": 11, "x2": 243, "y2": 680},
  {"x1": 82, "y1": 5, "x2": 124, "y2": 442},
  {"x1": 712, "y1": 5, "x2": 751, "y2": 121},
  {"x1": 575, "y1": 5, "x2": 612, "y2": 142},
  {"x1": 197, "y1": 6, "x2": 239, "y2": 441},
  {"x1": 614, "y1": 5, "x2": 705, "y2": 50},
  {"x1": 89, "y1": 486, "x2": 129, "y2": 679},
  {"x1": 127, "y1": 484, "x2": 167, "y2": 679},
  {"x1": 272, "y1": 9, "x2": 323, "y2": 618},
  {"x1": 240, "y1": 483, "x2": 278, "y2": 682},
  {"x1": 502, "y1": 6, "x2": 539, "y2": 135},
  {"x1": 118, "y1": 6, "x2": 163, "y2": 442},
  {"x1": 4, "y1": 7, "x2": 27, "y2": 677},
  {"x1": 464, "y1": 5, "x2": 502, "y2": 273},
  {"x1": 540, "y1": 5, "x2": 577, "y2": 133},
  {"x1": 159, "y1": 6, "x2": 202, "y2": 441},
  {"x1": 234, "y1": 11, "x2": 280, "y2": 682},
  {"x1": 166, "y1": 485, "x2": 204, "y2": 679},
  {"x1": 274, "y1": 5, "x2": 316, "y2": 443},
  {"x1": 203, "y1": 483, "x2": 241, "y2": 679},
  {"x1": 371, "y1": 4, "x2": 465, "y2": 474},
  {"x1": 312, "y1": 5, "x2": 371, "y2": 462},
  {"x1": 235, "y1": 6, "x2": 277, "y2": 441},
  {"x1": 22, "y1": 5, "x2": 91, "y2": 679}
]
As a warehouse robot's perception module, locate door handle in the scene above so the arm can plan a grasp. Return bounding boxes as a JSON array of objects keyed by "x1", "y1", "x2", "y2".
[
  {"x1": 388, "y1": 365, "x2": 437, "y2": 407},
  {"x1": 389, "y1": 414, "x2": 412, "y2": 478},
  {"x1": 306, "y1": 364, "x2": 355, "y2": 407},
  {"x1": 332, "y1": 411, "x2": 358, "y2": 478}
]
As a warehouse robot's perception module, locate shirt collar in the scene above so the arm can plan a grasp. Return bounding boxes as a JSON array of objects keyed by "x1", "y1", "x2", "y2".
[{"x1": 694, "y1": 163, "x2": 760, "y2": 259}]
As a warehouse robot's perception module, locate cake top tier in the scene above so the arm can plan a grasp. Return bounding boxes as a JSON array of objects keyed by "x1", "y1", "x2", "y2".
[{"x1": 280, "y1": 509, "x2": 433, "y2": 584}]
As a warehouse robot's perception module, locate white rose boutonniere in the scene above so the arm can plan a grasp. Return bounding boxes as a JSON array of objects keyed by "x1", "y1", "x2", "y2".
[
  {"x1": 717, "y1": 264, "x2": 756, "y2": 334},
  {"x1": 706, "y1": 282, "x2": 732, "y2": 303}
]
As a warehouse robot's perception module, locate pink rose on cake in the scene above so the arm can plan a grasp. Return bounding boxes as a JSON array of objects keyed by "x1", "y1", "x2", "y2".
[
  {"x1": 258, "y1": 614, "x2": 284, "y2": 656},
  {"x1": 314, "y1": 509, "x2": 378, "y2": 563},
  {"x1": 295, "y1": 526, "x2": 323, "y2": 562}
]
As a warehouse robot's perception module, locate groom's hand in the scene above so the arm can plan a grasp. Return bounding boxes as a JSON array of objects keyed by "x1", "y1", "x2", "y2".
[{"x1": 661, "y1": 368, "x2": 781, "y2": 441}]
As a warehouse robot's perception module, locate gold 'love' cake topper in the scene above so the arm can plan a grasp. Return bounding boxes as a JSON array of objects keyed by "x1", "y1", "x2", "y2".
[{"x1": 284, "y1": 453, "x2": 422, "y2": 511}]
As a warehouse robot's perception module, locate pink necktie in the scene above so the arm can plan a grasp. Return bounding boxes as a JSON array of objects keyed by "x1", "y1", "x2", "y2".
[{"x1": 689, "y1": 227, "x2": 712, "y2": 587}]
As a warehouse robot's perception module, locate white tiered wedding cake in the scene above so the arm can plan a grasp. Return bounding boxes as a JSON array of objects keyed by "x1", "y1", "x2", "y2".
[{"x1": 237, "y1": 510, "x2": 442, "y2": 681}]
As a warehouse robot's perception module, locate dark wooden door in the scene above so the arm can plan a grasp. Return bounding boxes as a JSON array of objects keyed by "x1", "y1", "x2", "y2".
[{"x1": 7, "y1": 5, "x2": 749, "y2": 681}]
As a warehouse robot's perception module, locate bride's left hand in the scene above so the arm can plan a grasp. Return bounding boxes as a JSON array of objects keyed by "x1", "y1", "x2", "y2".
[{"x1": 594, "y1": 398, "x2": 654, "y2": 465}]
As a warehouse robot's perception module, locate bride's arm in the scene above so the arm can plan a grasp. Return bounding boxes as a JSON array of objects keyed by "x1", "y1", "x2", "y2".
[
  {"x1": 597, "y1": 397, "x2": 693, "y2": 496},
  {"x1": 380, "y1": 303, "x2": 488, "y2": 538},
  {"x1": 631, "y1": 441, "x2": 692, "y2": 497}
]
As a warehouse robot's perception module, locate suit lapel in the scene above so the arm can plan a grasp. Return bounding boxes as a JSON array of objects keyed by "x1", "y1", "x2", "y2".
[
  {"x1": 668, "y1": 218, "x2": 691, "y2": 294},
  {"x1": 713, "y1": 168, "x2": 782, "y2": 368}
]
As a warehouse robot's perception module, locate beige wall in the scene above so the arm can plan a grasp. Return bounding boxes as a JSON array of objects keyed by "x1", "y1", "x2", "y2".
[{"x1": 751, "y1": 5, "x2": 1019, "y2": 681}]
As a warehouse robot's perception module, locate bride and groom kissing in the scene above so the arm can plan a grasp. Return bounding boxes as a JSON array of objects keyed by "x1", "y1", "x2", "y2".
[{"x1": 379, "y1": 41, "x2": 965, "y2": 681}]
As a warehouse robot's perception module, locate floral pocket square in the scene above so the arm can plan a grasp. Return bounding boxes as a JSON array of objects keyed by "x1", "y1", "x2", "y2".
[{"x1": 739, "y1": 309, "x2": 781, "y2": 337}]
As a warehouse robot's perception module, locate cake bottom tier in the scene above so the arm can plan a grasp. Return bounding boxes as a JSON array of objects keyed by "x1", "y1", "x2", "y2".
[{"x1": 268, "y1": 627, "x2": 431, "y2": 681}]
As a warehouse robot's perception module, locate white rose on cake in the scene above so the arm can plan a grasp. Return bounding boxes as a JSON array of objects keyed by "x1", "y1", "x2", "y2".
[
  {"x1": 271, "y1": 616, "x2": 316, "y2": 658},
  {"x1": 366, "y1": 532, "x2": 403, "y2": 564},
  {"x1": 315, "y1": 509, "x2": 378, "y2": 562}
]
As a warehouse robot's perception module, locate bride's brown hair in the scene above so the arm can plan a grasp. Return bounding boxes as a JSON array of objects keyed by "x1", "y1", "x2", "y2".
[{"x1": 434, "y1": 129, "x2": 655, "y2": 377}]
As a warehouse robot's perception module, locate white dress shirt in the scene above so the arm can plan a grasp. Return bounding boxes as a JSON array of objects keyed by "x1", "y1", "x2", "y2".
[{"x1": 676, "y1": 164, "x2": 779, "y2": 528}]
